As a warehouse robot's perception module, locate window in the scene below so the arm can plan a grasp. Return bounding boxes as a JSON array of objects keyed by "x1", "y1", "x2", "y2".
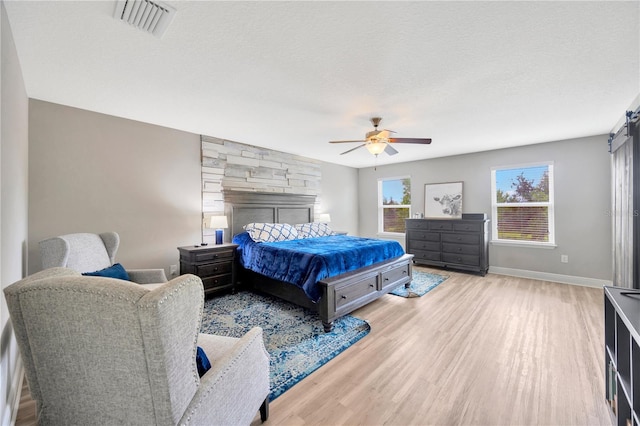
[
  {"x1": 378, "y1": 177, "x2": 411, "y2": 233},
  {"x1": 491, "y1": 163, "x2": 555, "y2": 245}
]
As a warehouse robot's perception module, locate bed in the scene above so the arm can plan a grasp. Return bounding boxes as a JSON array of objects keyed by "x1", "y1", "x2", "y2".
[{"x1": 224, "y1": 190, "x2": 414, "y2": 331}]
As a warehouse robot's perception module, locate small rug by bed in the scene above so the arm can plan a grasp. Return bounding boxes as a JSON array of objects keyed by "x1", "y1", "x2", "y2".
[
  {"x1": 390, "y1": 270, "x2": 448, "y2": 298},
  {"x1": 200, "y1": 291, "x2": 370, "y2": 401}
]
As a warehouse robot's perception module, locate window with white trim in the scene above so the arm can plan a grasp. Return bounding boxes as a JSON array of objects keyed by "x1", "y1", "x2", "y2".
[
  {"x1": 491, "y1": 163, "x2": 555, "y2": 245},
  {"x1": 378, "y1": 177, "x2": 411, "y2": 234}
]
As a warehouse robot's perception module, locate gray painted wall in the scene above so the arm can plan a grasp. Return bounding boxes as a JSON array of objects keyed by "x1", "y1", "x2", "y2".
[
  {"x1": 27, "y1": 100, "x2": 360, "y2": 277},
  {"x1": 28, "y1": 100, "x2": 203, "y2": 276},
  {"x1": 319, "y1": 161, "x2": 359, "y2": 236},
  {"x1": 358, "y1": 135, "x2": 612, "y2": 281},
  {"x1": 1, "y1": 2, "x2": 29, "y2": 423}
]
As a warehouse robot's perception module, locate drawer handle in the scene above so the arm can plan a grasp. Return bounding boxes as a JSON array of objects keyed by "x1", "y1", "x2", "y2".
[
  {"x1": 402, "y1": 270, "x2": 407, "y2": 275},
  {"x1": 457, "y1": 237, "x2": 462, "y2": 240},
  {"x1": 384, "y1": 277, "x2": 389, "y2": 281},
  {"x1": 369, "y1": 284, "x2": 375, "y2": 288},
  {"x1": 341, "y1": 295, "x2": 347, "y2": 299},
  {"x1": 457, "y1": 257, "x2": 462, "y2": 261},
  {"x1": 458, "y1": 248, "x2": 462, "y2": 252},
  {"x1": 213, "y1": 267, "x2": 219, "y2": 272}
]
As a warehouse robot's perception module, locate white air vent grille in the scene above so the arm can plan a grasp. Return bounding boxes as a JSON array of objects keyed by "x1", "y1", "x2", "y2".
[{"x1": 113, "y1": 0, "x2": 176, "y2": 38}]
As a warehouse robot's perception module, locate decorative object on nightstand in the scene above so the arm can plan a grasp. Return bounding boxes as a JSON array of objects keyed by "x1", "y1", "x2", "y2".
[
  {"x1": 178, "y1": 243, "x2": 238, "y2": 296},
  {"x1": 315, "y1": 213, "x2": 331, "y2": 223},
  {"x1": 209, "y1": 215, "x2": 229, "y2": 245}
]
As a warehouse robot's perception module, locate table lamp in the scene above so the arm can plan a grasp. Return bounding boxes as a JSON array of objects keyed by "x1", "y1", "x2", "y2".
[{"x1": 209, "y1": 215, "x2": 229, "y2": 245}]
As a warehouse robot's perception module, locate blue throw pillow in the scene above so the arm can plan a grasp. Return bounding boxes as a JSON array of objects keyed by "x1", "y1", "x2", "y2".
[
  {"x1": 196, "y1": 346, "x2": 211, "y2": 377},
  {"x1": 82, "y1": 263, "x2": 130, "y2": 281}
]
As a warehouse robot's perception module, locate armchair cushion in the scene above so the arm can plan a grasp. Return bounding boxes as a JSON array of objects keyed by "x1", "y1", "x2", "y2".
[{"x1": 82, "y1": 263, "x2": 130, "y2": 281}]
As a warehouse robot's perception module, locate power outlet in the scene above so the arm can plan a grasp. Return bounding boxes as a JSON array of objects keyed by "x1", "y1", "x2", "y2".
[
  {"x1": 170, "y1": 264, "x2": 178, "y2": 276},
  {"x1": 560, "y1": 255, "x2": 569, "y2": 263}
]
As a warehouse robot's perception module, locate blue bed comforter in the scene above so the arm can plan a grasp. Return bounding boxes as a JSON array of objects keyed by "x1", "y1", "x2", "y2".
[{"x1": 232, "y1": 232, "x2": 405, "y2": 302}]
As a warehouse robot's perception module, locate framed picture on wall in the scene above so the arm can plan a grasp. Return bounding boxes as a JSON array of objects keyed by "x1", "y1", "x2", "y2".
[{"x1": 425, "y1": 181, "x2": 463, "y2": 219}]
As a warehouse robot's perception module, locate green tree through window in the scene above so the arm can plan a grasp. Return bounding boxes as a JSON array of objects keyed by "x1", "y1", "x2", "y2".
[{"x1": 379, "y1": 178, "x2": 411, "y2": 233}]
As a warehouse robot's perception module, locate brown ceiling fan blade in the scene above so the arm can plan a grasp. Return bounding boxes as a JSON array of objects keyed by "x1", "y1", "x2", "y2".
[
  {"x1": 329, "y1": 139, "x2": 367, "y2": 144},
  {"x1": 388, "y1": 137, "x2": 432, "y2": 144},
  {"x1": 340, "y1": 144, "x2": 367, "y2": 155}
]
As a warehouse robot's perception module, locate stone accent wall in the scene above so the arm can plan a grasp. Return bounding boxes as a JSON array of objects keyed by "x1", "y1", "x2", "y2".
[{"x1": 201, "y1": 135, "x2": 322, "y2": 242}]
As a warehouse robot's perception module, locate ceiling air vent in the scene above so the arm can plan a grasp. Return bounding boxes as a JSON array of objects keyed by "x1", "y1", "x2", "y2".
[{"x1": 113, "y1": 0, "x2": 176, "y2": 38}]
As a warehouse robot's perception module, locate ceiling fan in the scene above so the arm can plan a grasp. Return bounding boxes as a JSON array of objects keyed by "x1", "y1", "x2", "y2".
[{"x1": 329, "y1": 117, "x2": 432, "y2": 156}]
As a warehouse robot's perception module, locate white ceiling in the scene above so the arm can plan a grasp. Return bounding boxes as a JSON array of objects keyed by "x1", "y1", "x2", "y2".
[{"x1": 4, "y1": 1, "x2": 639, "y2": 168}]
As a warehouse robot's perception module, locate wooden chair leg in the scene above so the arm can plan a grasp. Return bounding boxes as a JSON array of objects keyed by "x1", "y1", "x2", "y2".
[{"x1": 260, "y1": 397, "x2": 269, "y2": 422}]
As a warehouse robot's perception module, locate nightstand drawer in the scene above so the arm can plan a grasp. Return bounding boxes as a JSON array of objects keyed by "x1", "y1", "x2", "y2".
[
  {"x1": 196, "y1": 262, "x2": 232, "y2": 277},
  {"x1": 202, "y1": 273, "x2": 233, "y2": 290},
  {"x1": 194, "y1": 249, "x2": 234, "y2": 263}
]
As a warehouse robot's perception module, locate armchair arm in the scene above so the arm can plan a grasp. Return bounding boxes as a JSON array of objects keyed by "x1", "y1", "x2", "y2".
[
  {"x1": 127, "y1": 268, "x2": 168, "y2": 284},
  {"x1": 180, "y1": 327, "x2": 270, "y2": 425}
]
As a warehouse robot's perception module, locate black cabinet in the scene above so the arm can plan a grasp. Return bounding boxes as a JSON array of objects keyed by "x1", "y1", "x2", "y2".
[
  {"x1": 405, "y1": 217, "x2": 489, "y2": 275},
  {"x1": 604, "y1": 286, "x2": 640, "y2": 426},
  {"x1": 178, "y1": 243, "x2": 238, "y2": 296}
]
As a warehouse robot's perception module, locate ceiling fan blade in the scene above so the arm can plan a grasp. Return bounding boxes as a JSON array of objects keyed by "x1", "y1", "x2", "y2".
[
  {"x1": 388, "y1": 137, "x2": 432, "y2": 144},
  {"x1": 340, "y1": 144, "x2": 367, "y2": 155},
  {"x1": 329, "y1": 139, "x2": 367, "y2": 144},
  {"x1": 384, "y1": 144, "x2": 399, "y2": 156}
]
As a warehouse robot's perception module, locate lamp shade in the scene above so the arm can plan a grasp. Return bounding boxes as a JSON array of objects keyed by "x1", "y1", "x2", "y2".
[
  {"x1": 366, "y1": 142, "x2": 386, "y2": 155},
  {"x1": 209, "y1": 215, "x2": 229, "y2": 229},
  {"x1": 316, "y1": 213, "x2": 331, "y2": 223}
]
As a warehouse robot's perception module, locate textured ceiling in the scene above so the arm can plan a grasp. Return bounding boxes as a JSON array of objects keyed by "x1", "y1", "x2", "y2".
[{"x1": 4, "y1": 1, "x2": 639, "y2": 168}]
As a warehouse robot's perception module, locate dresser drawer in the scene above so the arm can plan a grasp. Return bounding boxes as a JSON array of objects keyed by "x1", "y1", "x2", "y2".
[
  {"x1": 408, "y1": 231, "x2": 440, "y2": 242},
  {"x1": 196, "y1": 261, "x2": 232, "y2": 277},
  {"x1": 442, "y1": 243, "x2": 480, "y2": 256},
  {"x1": 335, "y1": 275, "x2": 378, "y2": 309},
  {"x1": 409, "y1": 240, "x2": 440, "y2": 251},
  {"x1": 202, "y1": 273, "x2": 233, "y2": 290},
  {"x1": 453, "y1": 222, "x2": 483, "y2": 233},
  {"x1": 380, "y1": 264, "x2": 410, "y2": 290},
  {"x1": 412, "y1": 250, "x2": 441, "y2": 262},
  {"x1": 429, "y1": 221, "x2": 453, "y2": 231},
  {"x1": 405, "y1": 220, "x2": 429, "y2": 230},
  {"x1": 442, "y1": 233, "x2": 480, "y2": 245},
  {"x1": 443, "y1": 253, "x2": 480, "y2": 266}
]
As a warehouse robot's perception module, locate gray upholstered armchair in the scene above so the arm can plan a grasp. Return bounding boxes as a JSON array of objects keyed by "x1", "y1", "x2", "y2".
[
  {"x1": 4, "y1": 268, "x2": 270, "y2": 425},
  {"x1": 39, "y1": 231, "x2": 167, "y2": 284}
]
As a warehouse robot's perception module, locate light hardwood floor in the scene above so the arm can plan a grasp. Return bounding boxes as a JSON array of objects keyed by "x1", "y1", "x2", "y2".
[{"x1": 15, "y1": 267, "x2": 612, "y2": 426}]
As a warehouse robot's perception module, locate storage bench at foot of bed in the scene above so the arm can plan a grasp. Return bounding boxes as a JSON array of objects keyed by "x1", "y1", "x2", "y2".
[{"x1": 318, "y1": 254, "x2": 414, "y2": 332}]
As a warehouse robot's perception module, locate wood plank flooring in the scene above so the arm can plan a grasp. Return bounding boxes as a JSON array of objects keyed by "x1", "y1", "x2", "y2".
[{"x1": 15, "y1": 267, "x2": 612, "y2": 426}]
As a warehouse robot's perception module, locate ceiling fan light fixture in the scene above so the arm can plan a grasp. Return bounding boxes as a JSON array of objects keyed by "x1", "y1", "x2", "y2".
[{"x1": 366, "y1": 142, "x2": 387, "y2": 155}]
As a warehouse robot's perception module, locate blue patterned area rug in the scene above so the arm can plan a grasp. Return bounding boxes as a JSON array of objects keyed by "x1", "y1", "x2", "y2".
[
  {"x1": 390, "y1": 270, "x2": 448, "y2": 298},
  {"x1": 200, "y1": 291, "x2": 370, "y2": 401}
]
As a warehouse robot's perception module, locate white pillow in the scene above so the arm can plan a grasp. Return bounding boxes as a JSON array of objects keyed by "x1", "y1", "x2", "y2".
[
  {"x1": 295, "y1": 222, "x2": 334, "y2": 238},
  {"x1": 243, "y1": 222, "x2": 299, "y2": 243}
]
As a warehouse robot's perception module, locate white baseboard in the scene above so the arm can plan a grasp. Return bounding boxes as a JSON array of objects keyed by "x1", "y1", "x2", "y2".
[
  {"x1": 489, "y1": 266, "x2": 612, "y2": 288},
  {"x1": 5, "y1": 357, "x2": 24, "y2": 426}
]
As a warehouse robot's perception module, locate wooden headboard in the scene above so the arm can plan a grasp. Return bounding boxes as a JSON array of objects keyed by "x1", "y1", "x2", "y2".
[{"x1": 223, "y1": 190, "x2": 316, "y2": 237}]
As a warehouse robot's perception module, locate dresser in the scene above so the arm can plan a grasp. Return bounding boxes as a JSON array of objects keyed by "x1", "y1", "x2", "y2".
[
  {"x1": 405, "y1": 216, "x2": 489, "y2": 275},
  {"x1": 177, "y1": 243, "x2": 238, "y2": 296}
]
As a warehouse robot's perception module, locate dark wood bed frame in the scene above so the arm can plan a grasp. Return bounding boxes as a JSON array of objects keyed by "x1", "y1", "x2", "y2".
[{"x1": 224, "y1": 190, "x2": 414, "y2": 332}]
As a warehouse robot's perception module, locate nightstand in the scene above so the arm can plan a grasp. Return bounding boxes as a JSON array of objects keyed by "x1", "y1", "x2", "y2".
[{"x1": 177, "y1": 243, "x2": 238, "y2": 296}]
